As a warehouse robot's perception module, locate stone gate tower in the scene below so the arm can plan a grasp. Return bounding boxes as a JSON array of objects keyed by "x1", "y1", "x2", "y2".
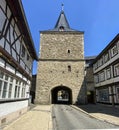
[{"x1": 35, "y1": 9, "x2": 86, "y2": 104}]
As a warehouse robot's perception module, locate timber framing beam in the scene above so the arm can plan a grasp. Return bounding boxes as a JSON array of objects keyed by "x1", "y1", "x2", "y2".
[{"x1": 0, "y1": 46, "x2": 32, "y2": 81}]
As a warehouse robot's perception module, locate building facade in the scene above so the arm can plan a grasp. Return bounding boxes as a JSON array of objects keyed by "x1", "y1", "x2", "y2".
[
  {"x1": 35, "y1": 10, "x2": 86, "y2": 105},
  {"x1": 93, "y1": 34, "x2": 119, "y2": 105},
  {"x1": 0, "y1": 0, "x2": 37, "y2": 126},
  {"x1": 85, "y1": 56, "x2": 96, "y2": 103},
  {"x1": 31, "y1": 75, "x2": 37, "y2": 103}
]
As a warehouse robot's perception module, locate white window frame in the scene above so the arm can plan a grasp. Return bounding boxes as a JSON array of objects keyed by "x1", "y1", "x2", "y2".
[
  {"x1": 94, "y1": 74, "x2": 99, "y2": 84},
  {"x1": 114, "y1": 63, "x2": 119, "y2": 77},
  {"x1": 116, "y1": 86, "x2": 119, "y2": 103},
  {"x1": 98, "y1": 88, "x2": 109, "y2": 102},
  {"x1": 0, "y1": 72, "x2": 14, "y2": 99},
  {"x1": 111, "y1": 45, "x2": 118, "y2": 57},
  {"x1": 106, "y1": 68, "x2": 111, "y2": 79},
  {"x1": 99, "y1": 71, "x2": 105, "y2": 82},
  {"x1": 104, "y1": 52, "x2": 109, "y2": 63}
]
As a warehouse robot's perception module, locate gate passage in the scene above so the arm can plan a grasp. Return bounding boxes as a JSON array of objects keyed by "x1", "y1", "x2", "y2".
[{"x1": 51, "y1": 86, "x2": 72, "y2": 104}]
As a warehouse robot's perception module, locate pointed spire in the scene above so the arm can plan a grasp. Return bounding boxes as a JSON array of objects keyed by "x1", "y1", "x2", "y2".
[
  {"x1": 54, "y1": 5, "x2": 70, "y2": 31},
  {"x1": 42, "y1": 4, "x2": 83, "y2": 32}
]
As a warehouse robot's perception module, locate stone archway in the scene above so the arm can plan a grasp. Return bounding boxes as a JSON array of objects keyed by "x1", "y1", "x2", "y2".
[{"x1": 51, "y1": 86, "x2": 72, "y2": 104}]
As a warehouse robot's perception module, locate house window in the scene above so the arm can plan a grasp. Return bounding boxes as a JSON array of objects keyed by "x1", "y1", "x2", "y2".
[
  {"x1": 17, "y1": 86, "x2": 20, "y2": 98},
  {"x1": 14, "y1": 86, "x2": 18, "y2": 98},
  {"x1": 114, "y1": 63, "x2": 119, "y2": 77},
  {"x1": 116, "y1": 86, "x2": 119, "y2": 103},
  {"x1": 68, "y1": 65, "x2": 71, "y2": 72},
  {"x1": 104, "y1": 52, "x2": 109, "y2": 63},
  {"x1": 99, "y1": 71, "x2": 105, "y2": 82},
  {"x1": 0, "y1": 80, "x2": 3, "y2": 97},
  {"x1": 2, "y1": 82, "x2": 8, "y2": 98},
  {"x1": 14, "y1": 80, "x2": 22, "y2": 98},
  {"x1": 100, "y1": 58, "x2": 103, "y2": 66},
  {"x1": 0, "y1": 71, "x2": 4, "y2": 79},
  {"x1": 0, "y1": 71, "x2": 25, "y2": 99},
  {"x1": 10, "y1": 77, "x2": 13, "y2": 82},
  {"x1": 111, "y1": 45, "x2": 118, "y2": 57},
  {"x1": 8, "y1": 84, "x2": 12, "y2": 98},
  {"x1": 117, "y1": 41, "x2": 119, "y2": 51},
  {"x1": 21, "y1": 84, "x2": 26, "y2": 98},
  {"x1": 21, "y1": 45, "x2": 25, "y2": 57},
  {"x1": 94, "y1": 74, "x2": 99, "y2": 84},
  {"x1": 0, "y1": 8, "x2": 6, "y2": 33},
  {"x1": 98, "y1": 88, "x2": 109, "y2": 102},
  {"x1": 5, "y1": 75, "x2": 9, "y2": 81},
  {"x1": 106, "y1": 68, "x2": 111, "y2": 79},
  {"x1": 27, "y1": 54, "x2": 29, "y2": 60},
  {"x1": 94, "y1": 62, "x2": 98, "y2": 70},
  {"x1": 98, "y1": 58, "x2": 103, "y2": 67}
]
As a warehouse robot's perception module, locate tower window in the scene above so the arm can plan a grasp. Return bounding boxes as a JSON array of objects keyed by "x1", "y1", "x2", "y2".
[
  {"x1": 68, "y1": 65, "x2": 71, "y2": 72},
  {"x1": 59, "y1": 26, "x2": 64, "y2": 31},
  {"x1": 68, "y1": 50, "x2": 70, "y2": 54}
]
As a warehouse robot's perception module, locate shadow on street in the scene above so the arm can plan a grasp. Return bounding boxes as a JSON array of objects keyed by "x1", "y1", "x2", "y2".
[{"x1": 76, "y1": 103, "x2": 119, "y2": 118}]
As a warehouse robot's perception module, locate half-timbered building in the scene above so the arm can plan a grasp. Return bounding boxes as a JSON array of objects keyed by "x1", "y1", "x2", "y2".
[
  {"x1": 93, "y1": 34, "x2": 119, "y2": 105},
  {"x1": 0, "y1": 0, "x2": 38, "y2": 125}
]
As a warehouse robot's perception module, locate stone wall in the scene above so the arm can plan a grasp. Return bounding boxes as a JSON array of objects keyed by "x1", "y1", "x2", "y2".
[
  {"x1": 0, "y1": 100, "x2": 28, "y2": 126},
  {"x1": 35, "y1": 32, "x2": 86, "y2": 104},
  {"x1": 40, "y1": 32, "x2": 84, "y2": 59},
  {"x1": 85, "y1": 66, "x2": 94, "y2": 91}
]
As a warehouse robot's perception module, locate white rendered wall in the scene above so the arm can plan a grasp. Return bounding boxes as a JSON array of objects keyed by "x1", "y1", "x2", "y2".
[{"x1": 0, "y1": 100, "x2": 28, "y2": 117}]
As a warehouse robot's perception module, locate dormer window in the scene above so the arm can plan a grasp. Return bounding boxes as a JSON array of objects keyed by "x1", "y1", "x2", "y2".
[{"x1": 59, "y1": 26, "x2": 64, "y2": 31}]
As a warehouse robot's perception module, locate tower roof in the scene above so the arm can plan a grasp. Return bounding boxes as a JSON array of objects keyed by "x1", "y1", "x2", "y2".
[
  {"x1": 40, "y1": 5, "x2": 83, "y2": 33},
  {"x1": 54, "y1": 10, "x2": 70, "y2": 31},
  {"x1": 50, "y1": 10, "x2": 79, "y2": 32}
]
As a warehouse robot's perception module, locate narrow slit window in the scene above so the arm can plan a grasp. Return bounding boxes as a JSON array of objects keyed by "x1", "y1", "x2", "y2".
[
  {"x1": 68, "y1": 65, "x2": 71, "y2": 72},
  {"x1": 68, "y1": 50, "x2": 70, "y2": 54}
]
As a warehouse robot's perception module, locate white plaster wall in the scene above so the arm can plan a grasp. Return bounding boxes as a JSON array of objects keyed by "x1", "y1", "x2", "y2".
[
  {"x1": 0, "y1": 58, "x2": 5, "y2": 67},
  {"x1": 0, "y1": 100, "x2": 28, "y2": 117},
  {"x1": 6, "y1": 63, "x2": 15, "y2": 74}
]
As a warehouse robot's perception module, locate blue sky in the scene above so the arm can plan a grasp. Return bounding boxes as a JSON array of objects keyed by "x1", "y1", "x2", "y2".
[{"x1": 22, "y1": 0, "x2": 119, "y2": 74}]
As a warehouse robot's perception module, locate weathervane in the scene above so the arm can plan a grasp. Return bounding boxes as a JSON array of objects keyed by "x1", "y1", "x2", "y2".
[{"x1": 61, "y1": 3, "x2": 64, "y2": 11}]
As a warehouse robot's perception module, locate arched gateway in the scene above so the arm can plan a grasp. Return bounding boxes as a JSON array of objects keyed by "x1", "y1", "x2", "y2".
[
  {"x1": 35, "y1": 9, "x2": 86, "y2": 105},
  {"x1": 51, "y1": 86, "x2": 72, "y2": 104}
]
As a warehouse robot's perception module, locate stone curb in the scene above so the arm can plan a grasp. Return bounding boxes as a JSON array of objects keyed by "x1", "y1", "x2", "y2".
[{"x1": 70, "y1": 105, "x2": 119, "y2": 126}]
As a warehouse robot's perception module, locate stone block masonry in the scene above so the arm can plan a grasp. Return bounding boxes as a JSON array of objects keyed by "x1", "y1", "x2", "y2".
[{"x1": 35, "y1": 32, "x2": 86, "y2": 105}]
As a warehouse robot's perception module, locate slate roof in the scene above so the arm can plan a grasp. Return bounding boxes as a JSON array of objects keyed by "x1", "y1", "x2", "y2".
[
  {"x1": 53, "y1": 10, "x2": 75, "y2": 31},
  {"x1": 41, "y1": 10, "x2": 83, "y2": 33},
  {"x1": 84, "y1": 56, "x2": 97, "y2": 60}
]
